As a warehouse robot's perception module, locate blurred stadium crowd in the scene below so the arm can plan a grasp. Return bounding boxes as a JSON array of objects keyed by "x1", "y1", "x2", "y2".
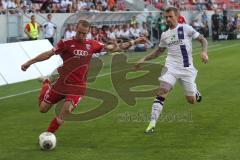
[
  {"x1": 61, "y1": 16, "x2": 152, "y2": 52},
  {"x1": 146, "y1": 0, "x2": 240, "y2": 11},
  {"x1": 1, "y1": 0, "x2": 240, "y2": 15},
  {"x1": 0, "y1": 0, "x2": 126, "y2": 14}
]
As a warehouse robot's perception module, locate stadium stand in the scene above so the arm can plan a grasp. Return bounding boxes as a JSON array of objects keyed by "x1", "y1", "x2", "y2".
[
  {"x1": 145, "y1": 0, "x2": 240, "y2": 11},
  {"x1": 0, "y1": 0, "x2": 128, "y2": 14},
  {"x1": 1, "y1": 0, "x2": 240, "y2": 15}
]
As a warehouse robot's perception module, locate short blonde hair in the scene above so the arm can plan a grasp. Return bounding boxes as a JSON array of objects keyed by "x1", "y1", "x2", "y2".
[
  {"x1": 165, "y1": 6, "x2": 179, "y2": 16},
  {"x1": 77, "y1": 20, "x2": 91, "y2": 28}
]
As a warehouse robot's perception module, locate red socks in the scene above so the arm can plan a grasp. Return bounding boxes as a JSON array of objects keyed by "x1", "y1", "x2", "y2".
[
  {"x1": 47, "y1": 117, "x2": 64, "y2": 133},
  {"x1": 38, "y1": 79, "x2": 50, "y2": 106}
]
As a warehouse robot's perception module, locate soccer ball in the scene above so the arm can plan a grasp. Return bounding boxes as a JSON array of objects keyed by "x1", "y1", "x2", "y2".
[{"x1": 39, "y1": 132, "x2": 57, "y2": 150}]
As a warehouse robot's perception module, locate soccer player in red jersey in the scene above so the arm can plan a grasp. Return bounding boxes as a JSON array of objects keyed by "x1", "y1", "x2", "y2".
[{"x1": 21, "y1": 20, "x2": 146, "y2": 133}]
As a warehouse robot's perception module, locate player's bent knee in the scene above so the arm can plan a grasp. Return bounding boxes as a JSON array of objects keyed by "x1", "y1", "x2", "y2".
[{"x1": 39, "y1": 102, "x2": 52, "y2": 113}]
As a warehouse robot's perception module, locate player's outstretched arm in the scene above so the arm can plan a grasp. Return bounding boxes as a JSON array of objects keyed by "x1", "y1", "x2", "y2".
[
  {"x1": 21, "y1": 50, "x2": 54, "y2": 71},
  {"x1": 104, "y1": 37, "x2": 147, "y2": 52},
  {"x1": 196, "y1": 34, "x2": 208, "y2": 64},
  {"x1": 134, "y1": 47, "x2": 166, "y2": 70}
]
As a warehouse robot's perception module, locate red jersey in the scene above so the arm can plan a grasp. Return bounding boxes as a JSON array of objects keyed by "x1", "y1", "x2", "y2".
[
  {"x1": 52, "y1": 38, "x2": 104, "y2": 96},
  {"x1": 178, "y1": 16, "x2": 186, "y2": 24}
]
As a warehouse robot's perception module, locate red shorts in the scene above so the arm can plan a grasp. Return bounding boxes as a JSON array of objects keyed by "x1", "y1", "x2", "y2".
[{"x1": 43, "y1": 87, "x2": 82, "y2": 107}]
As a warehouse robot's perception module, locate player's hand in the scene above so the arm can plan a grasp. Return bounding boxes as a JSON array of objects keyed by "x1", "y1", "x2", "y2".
[
  {"x1": 21, "y1": 62, "x2": 31, "y2": 71},
  {"x1": 105, "y1": 42, "x2": 119, "y2": 51},
  {"x1": 201, "y1": 52, "x2": 208, "y2": 64},
  {"x1": 134, "y1": 58, "x2": 145, "y2": 70}
]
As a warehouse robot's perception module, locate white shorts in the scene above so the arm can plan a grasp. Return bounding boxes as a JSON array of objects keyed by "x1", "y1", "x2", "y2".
[{"x1": 159, "y1": 64, "x2": 198, "y2": 96}]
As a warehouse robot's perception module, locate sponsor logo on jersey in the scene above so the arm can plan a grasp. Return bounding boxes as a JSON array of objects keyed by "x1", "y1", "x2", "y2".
[
  {"x1": 168, "y1": 39, "x2": 184, "y2": 47},
  {"x1": 73, "y1": 50, "x2": 89, "y2": 56}
]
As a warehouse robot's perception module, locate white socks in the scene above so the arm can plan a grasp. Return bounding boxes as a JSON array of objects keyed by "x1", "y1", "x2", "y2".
[{"x1": 149, "y1": 96, "x2": 165, "y2": 126}]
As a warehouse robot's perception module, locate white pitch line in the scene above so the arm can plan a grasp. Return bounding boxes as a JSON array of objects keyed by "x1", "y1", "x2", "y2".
[
  {"x1": 0, "y1": 88, "x2": 40, "y2": 100},
  {"x1": 0, "y1": 43, "x2": 239, "y2": 101}
]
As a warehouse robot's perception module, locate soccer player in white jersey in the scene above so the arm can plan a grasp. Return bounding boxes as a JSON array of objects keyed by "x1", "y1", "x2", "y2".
[{"x1": 135, "y1": 6, "x2": 209, "y2": 134}]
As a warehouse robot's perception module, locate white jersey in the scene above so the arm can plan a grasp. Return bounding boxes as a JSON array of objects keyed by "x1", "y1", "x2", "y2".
[
  {"x1": 159, "y1": 24, "x2": 200, "y2": 67},
  {"x1": 42, "y1": 21, "x2": 57, "y2": 38}
]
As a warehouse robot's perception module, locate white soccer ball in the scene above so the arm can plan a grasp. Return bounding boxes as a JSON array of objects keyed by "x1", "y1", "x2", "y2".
[{"x1": 39, "y1": 132, "x2": 57, "y2": 150}]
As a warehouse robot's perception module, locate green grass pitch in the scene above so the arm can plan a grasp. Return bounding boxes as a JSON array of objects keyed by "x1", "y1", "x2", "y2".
[{"x1": 0, "y1": 40, "x2": 240, "y2": 160}]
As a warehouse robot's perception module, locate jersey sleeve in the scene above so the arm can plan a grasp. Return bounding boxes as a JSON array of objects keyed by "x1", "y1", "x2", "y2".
[
  {"x1": 92, "y1": 40, "x2": 104, "y2": 53},
  {"x1": 52, "y1": 39, "x2": 66, "y2": 55},
  {"x1": 186, "y1": 25, "x2": 200, "y2": 39},
  {"x1": 159, "y1": 32, "x2": 167, "y2": 48}
]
